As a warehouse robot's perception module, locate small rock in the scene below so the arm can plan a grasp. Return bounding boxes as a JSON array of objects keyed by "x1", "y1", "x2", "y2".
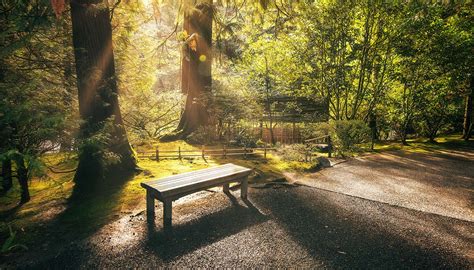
[{"x1": 316, "y1": 157, "x2": 331, "y2": 168}]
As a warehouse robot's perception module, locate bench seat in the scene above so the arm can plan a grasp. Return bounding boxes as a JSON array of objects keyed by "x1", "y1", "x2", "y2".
[{"x1": 141, "y1": 163, "x2": 252, "y2": 231}]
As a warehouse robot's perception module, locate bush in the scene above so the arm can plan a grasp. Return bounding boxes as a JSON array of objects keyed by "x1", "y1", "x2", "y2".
[
  {"x1": 332, "y1": 120, "x2": 370, "y2": 154},
  {"x1": 304, "y1": 120, "x2": 370, "y2": 156},
  {"x1": 276, "y1": 144, "x2": 307, "y2": 162}
]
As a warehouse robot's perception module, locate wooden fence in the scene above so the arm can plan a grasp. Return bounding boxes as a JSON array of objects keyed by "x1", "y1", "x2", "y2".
[
  {"x1": 137, "y1": 145, "x2": 277, "y2": 161},
  {"x1": 259, "y1": 126, "x2": 303, "y2": 144}
]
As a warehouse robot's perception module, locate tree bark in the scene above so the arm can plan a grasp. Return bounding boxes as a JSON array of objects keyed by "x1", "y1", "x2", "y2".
[
  {"x1": 369, "y1": 113, "x2": 376, "y2": 150},
  {"x1": 70, "y1": 0, "x2": 136, "y2": 186},
  {"x1": 2, "y1": 159, "x2": 12, "y2": 192},
  {"x1": 15, "y1": 156, "x2": 29, "y2": 203},
  {"x1": 176, "y1": 1, "x2": 213, "y2": 137},
  {"x1": 462, "y1": 77, "x2": 473, "y2": 140}
]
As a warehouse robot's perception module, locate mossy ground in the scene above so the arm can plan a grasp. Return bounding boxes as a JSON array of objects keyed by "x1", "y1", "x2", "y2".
[{"x1": 372, "y1": 134, "x2": 474, "y2": 153}]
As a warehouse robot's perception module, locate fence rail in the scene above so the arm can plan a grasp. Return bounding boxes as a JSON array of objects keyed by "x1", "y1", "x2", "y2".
[{"x1": 137, "y1": 145, "x2": 277, "y2": 161}]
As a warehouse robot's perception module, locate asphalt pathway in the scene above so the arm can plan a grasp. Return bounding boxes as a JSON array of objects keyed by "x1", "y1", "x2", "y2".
[
  {"x1": 287, "y1": 149, "x2": 474, "y2": 222},
  {"x1": 4, "y1": 150, "x2": 474, "y2": 269},
  {"x1": 22, "y1": 188, "x2": 474, "y2": 269}
]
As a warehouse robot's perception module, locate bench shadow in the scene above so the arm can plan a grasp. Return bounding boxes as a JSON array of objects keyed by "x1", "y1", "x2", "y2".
[{"x1": 146, "y1": 194, "x2": 267, "y2": 261}]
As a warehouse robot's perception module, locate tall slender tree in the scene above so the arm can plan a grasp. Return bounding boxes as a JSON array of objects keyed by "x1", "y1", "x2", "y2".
[{"x1": 69, "y1": 0, "x2": 136, "y2": 187}]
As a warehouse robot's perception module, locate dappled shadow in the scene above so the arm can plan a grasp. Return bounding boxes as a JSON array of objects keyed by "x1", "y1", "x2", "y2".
[
  {"x1": 145, "y1": 193, "x2": 267, "y2": 261},
  {"x1": 0, "y1": 168, "x2": 140, "y2": 268},
  {"x1": 10, "y1": 183, "x2": 473, "y2": 268},
  {"x1": 252, "y1": 187, "x2": 473, "y2": 269}
]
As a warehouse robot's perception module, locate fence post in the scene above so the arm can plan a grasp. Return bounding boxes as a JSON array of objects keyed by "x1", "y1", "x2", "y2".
[
  {"x1": 178, "y1": 146, "x2": 181, "y2": 160},
  {"x1": 156, "y1": 147, "x2": 159, "y2": 162},
  {"x1": 328, "y1": 136, "x2": 332, "y2": 158},
  {"x1": 244, "y1": 146, "x2": 247, "y2": 159},
  {"x1": 223, "y1": 144, "x2": 227, "y2": 159},
  {"x1": 202, "y1": 145, "x2": 205, "y2": 159},
  {"x1": 264, "y1": 143, "x2": 267, "y2": 159}
]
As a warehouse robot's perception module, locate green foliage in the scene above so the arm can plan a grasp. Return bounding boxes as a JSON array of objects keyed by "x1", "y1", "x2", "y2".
[
  {"x1": 312, "y1": 120, "x2": 370, "y2": 155},
  {"x1": 76, "y1": 118, "x2": 127, "y2": 169},
  {"x1": 332, "y1": 120, "x2": 371, "y2": 153},
  {"x1": 276, "y1": 144, "x2": 307, "y2": 162},
  {"x1": 111, "y1": 0, "x2": 182, "y2": 144}
]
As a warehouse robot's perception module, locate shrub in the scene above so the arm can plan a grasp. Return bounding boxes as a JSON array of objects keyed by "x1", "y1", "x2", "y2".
[
  {"x1": 332, "y1": 120, "x2": 370, "y2": 154},
  {"x1": 303, "y1": 120, "x2": 370, "y2": 156},
  {"x1": 276, "y1": 144, "x2": 307, "y2": 162}
]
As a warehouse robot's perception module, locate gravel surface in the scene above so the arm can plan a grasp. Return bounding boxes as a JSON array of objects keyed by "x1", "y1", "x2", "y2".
[
  {"x1": 287, "y1": 149, "x2": 474, "y2": 222},
  {"x1": 10, "y1": 185, "x2": 473, "y2": 269},
  {"x1": 3, "y1": 150, "x2": 473, "y2": 269}
]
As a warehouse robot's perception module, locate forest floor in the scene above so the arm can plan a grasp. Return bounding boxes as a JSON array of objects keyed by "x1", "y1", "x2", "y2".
[{"x1": 0, "y1": 136, "x2": 473, "y2": 268}]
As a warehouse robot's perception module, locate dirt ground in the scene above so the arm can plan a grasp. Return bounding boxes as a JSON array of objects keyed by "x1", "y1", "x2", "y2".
[{"x1": 2, "y1": 149, "x2": 473, "y2": 269}]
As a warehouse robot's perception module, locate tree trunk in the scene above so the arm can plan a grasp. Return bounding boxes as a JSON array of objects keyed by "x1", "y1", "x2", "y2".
[
  {"x1": 462, "y1": 77, "x2": 473, "y2": 140},
  {"x1": 15, "y1": 156, "x2": 29, "y2": 204},
  {"x1": 176, "y1": 1, "x2": 213, "y2": 137},
  {"x1": 70, "y1": 0, "x2": 136, "y2": 186},
  {"x1": 2, "y1": 159, "x2": 12, "y2": 192},
  {"x1": 369, "y1": 113, "x2": 376, "y2": 150}
]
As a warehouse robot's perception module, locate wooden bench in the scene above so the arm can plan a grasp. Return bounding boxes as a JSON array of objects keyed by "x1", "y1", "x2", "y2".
[{"x1": 140, "y1": 163, "x2": 252, "y2": 231}]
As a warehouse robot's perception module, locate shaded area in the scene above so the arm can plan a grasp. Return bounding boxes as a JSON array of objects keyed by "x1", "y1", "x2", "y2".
[
  {"x1": 0, "y1": 170, "x2": 137, "y2": 266},
  {"x1": 9, "y1": 185, "x2": 473, "y2": 269},
  {"x1": 145, "y1": 194, "x2": 267, "y2": 261}
]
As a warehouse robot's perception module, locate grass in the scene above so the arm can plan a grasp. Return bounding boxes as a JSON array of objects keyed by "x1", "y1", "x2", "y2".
[{"x1": 373, "y1": 134, "x2": 474, "y2": 153}]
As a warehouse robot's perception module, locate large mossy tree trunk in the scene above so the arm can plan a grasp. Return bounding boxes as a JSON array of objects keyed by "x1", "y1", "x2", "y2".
[
  {"x1": 462, "y1": 77, "x2": 473, "y2": 140},
  {"x1": 176, "y1": 2, "x2": 213, "y2": 137},
  {"x1": 70, "y1": 0, "x2": 136, "y2": 189},
  {"x1": 1, "y1": 159, "x2": 12, "y2": 192}
]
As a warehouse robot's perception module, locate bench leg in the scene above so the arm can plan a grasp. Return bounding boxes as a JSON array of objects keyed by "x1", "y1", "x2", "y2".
[
  {"x1": 146, "y1": 190, "x2": 155, "y2": 224},
  {"x1": 241, "y1": 177, "x2": 248, "y2": 199},
  {"x1": 223, "y1": 183, "x2": 230, "y2": 193},
  {"x1": 163, "y1": 199, "x2": 172, "y2": 232}
]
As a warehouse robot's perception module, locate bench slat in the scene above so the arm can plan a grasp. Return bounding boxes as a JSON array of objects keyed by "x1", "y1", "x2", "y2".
[
  {"x1": 152, "y1": 166, "x2": 249, "y2": 189},
  {"x1": 143, "y1": 163, "x2": 235, "y2": 186},
  {"x1": 141, "y1": 163, "x2": 252, "y2": 200}
]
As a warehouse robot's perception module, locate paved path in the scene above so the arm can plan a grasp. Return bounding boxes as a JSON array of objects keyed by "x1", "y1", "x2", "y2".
[
  {"x1": 287, "y1": 149, "x2": 474, "y2": 222},
  {"x1": 3, "y1": 150, "x2": 473, "y2": 269},
  {"x1": 11, "y1": 189, "x2": 474, "y2": 269}
]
